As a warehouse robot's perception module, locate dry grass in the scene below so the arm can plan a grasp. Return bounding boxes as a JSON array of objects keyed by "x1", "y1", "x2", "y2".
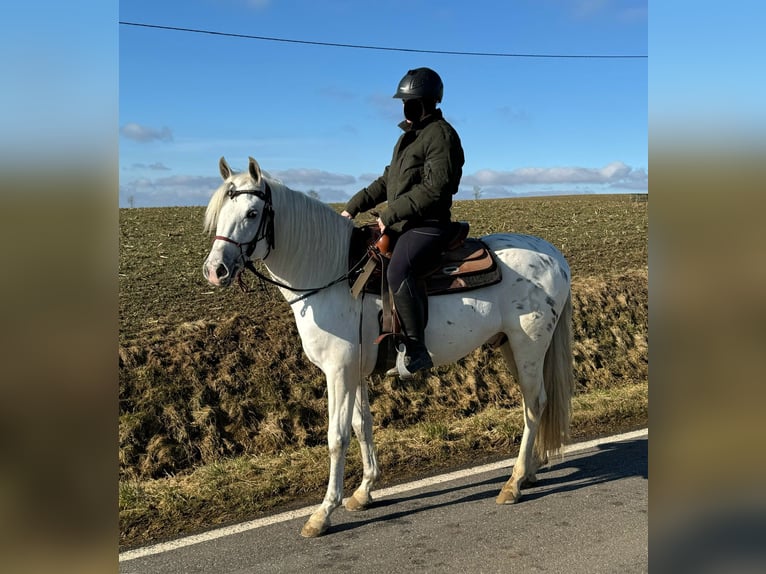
[{"x1": 119, "y1": 194, "x2": 648, "y2": 548}]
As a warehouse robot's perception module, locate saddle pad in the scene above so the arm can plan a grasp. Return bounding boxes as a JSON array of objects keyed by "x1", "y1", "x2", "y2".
[{"x1": 423, "y1": 238, "x2": 502, "y2": 295}]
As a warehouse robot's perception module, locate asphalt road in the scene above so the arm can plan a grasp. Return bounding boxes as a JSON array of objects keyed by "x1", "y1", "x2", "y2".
[{"x1": 120, "y1": 430, "x2": 647, "y2": 574}]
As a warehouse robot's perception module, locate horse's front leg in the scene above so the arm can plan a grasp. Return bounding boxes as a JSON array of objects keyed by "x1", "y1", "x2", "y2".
[
  {"x1": 301, "y1": 365, "x2": 358, "y2": 538},
  {"x1": 345, "y1": 379, "x2": 379, "y2": 512}
]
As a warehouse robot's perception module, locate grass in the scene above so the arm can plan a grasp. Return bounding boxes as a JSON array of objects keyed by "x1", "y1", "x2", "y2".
[{"x1": 119, "y1": 194, "x2": 648, "y2": 548}]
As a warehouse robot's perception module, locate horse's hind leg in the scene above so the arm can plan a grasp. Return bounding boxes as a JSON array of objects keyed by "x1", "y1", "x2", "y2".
[
  {"x1": 496, "y1": 339, "x2": 546, "y2": 505},
  {"x1": 346, "y1": 380, "x2": 379, "y2": 512}
]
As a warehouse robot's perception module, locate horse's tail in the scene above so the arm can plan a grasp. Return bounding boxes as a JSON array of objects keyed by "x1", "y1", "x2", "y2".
[{"x1": 536, "y1": 292, "x2": 575, "y2": 461}]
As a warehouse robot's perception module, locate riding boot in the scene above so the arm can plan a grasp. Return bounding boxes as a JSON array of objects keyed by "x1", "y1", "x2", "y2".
[{"x1": 386, "y1": 276, "x2": 433, "y2": 379}]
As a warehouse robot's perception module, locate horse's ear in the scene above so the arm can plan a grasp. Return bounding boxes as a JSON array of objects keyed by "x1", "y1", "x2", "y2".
[
  {"x1": 219, "y1": 157, "x2": 232, "y2": 180},
  {"x1": 248, "y1": 156, "x2": 262, "y2": 185}
]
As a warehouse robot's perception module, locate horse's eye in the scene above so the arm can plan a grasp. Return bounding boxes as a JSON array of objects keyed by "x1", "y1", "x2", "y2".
[{"x1": 246, "y1": 209, "x2": 258, "y2": 219}]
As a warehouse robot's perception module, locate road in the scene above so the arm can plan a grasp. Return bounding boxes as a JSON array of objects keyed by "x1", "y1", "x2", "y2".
[{"x1": 120, "y1": 429, "x2": 647, "y2": 574}]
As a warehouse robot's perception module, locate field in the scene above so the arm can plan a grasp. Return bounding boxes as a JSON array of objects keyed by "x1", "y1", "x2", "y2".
[{"x1": 119, "y1": 194, "x2": 648, "y2": 548}]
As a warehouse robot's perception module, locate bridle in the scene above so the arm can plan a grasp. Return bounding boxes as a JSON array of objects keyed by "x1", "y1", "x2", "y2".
[
  {"x1": 214, "y1": 181, "x2": 276, "y2": 260},
  {"x1": 212, "y1": 180, "x2": 367, "y2": 304}
]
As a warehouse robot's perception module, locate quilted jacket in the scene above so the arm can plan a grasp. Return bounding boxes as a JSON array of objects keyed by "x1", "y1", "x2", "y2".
[{"x1": 345, "y1": 109, "x2": 464, "y2": 234}]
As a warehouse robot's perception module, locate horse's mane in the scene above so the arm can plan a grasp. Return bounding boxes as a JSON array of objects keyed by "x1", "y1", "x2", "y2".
[
  {"x1": 275, "y1": 183, "x2": 354, "y2": 283},
  {"x1": 203, "y1": 180, "x2": 229, "y2": 235}
]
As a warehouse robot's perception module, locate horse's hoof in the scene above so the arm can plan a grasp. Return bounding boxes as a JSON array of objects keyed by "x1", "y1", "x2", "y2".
[
  {"x1": 496, "y1": 488, "x2": 520, "y2": 505},
  {"x1": 345, "y1": 493, "x2": 370, "y2": 512},
  {"x1": 300, "y1": 520, "x2": 327, "y2": 538}
]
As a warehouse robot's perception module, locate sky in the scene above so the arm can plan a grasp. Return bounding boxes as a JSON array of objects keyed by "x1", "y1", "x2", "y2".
[{"x1": 118, "y1": 0, "x2": 649, "y2": 207}]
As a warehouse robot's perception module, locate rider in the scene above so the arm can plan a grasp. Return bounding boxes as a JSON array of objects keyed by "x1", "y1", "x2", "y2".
[{"x1": 341, "y1": 67, "x2": 465, "y2": 378}]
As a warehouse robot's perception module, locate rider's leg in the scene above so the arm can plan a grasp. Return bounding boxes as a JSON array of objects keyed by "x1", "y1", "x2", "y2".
[{"x1": 385, "y1": 226, "x2": 446, "y2": 378}]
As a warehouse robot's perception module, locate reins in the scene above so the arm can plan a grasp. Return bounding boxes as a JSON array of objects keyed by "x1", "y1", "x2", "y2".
[{"x1": 242, "y1": 257, "x2": 367, "y2": 305}]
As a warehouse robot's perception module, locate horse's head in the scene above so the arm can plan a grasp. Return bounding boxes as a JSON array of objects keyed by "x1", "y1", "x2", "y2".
[{"x1": 203, "y1": 156, "x2": 275, "y2": 287}]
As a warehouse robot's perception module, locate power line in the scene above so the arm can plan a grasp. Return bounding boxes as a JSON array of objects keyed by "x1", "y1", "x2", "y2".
[{"x1": 119, "y1": 21, "x2": 647, "y2": 60}]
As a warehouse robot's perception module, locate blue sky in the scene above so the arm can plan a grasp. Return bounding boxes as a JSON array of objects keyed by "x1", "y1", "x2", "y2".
[{"x1": 119, "y1": 0, "x2": 648, "y2": 207}]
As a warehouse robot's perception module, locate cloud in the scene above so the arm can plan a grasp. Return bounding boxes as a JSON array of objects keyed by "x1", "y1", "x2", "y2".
[
  {"x1": 309, "y1": 187, "x2": 354, "y2": 204},
  {"x1": 462, "y1": 161, "x2": 637, "y2": 187},
  {"x1": 119, "y1": 160, "x2": 648, "y2": 207},
  {"x1": 618, "y1": 5, "x2": 648, "y2": 23},
  {"x1": 608, "y1": 166, "x2": 648, "y2": 189},
  {"x1": 571, "y1": 0, "x2": 647, "y2": 22},
  {"x1": 120, "y1": 123, "x2": 173, "y2": 143},
  {"x1": 458, "y1": 161, "x2": 647, "y2": 198},
  {"x1": 119, "y1": 174, "x2": 220, "y2": 207},
  {"x1": 272, "y1": 168, "x2": 357, "y2": 187},
  {"x1": 573, "y1": 0, "x2": 608, "y2": 18},
  {"x1": 128, "y1": 162, "x2": 171, "y2": 171},
  {"x1": 496, "y1": 106, "x2": 529, "y2": 122},
  {"x1": 319, "y1": 86, "x2": 356, "y2": 101}
]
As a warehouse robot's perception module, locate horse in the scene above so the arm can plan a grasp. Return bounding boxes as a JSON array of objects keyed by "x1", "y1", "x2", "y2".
[{"x1": 202, "y1": 156, "x2": 574, "y2": 538}]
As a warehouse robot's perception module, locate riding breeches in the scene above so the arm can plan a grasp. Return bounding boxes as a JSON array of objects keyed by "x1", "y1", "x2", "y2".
[{"x1": 387, "y1": 225, "x2": 449, "y2": 292}]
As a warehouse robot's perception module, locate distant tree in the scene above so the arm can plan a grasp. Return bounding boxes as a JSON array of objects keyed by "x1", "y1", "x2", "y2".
[
  {"x1": 473, "y1": 185, "x2": 482, "y2": 200},
  {"x1": 306, "y1": 190, "x2": 320, "y2": 200},
  {"x1": 128, "y1": 195, "x2": 135, "y2": 208}
]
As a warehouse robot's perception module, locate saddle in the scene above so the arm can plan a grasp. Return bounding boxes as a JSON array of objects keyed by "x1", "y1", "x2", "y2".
[
  {"x1": 348, "y1": 221, "x2": 502, "y2": 374},
  {"x1": 349, "y1": 221, "x2": 501, "y2": 298}
]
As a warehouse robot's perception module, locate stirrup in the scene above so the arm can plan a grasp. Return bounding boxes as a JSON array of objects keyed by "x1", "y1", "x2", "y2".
[{"x1": 386, "y1": 343, "x2": 433, "y2": 380}]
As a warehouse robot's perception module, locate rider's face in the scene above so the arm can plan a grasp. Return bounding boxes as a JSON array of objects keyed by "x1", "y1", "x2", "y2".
[{"x1": 403, "y1": 99, "x2": 423, "y2": 123}]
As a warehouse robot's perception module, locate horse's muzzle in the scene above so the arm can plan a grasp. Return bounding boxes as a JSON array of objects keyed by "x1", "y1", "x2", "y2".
[{"x1": 203, "y1": 260, "x2": 232, "y2": 287}]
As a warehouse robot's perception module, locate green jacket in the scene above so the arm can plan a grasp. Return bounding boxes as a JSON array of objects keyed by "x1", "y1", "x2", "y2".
[{"x1": 345, "y1": 109, "x2": 464, "y2": 234}]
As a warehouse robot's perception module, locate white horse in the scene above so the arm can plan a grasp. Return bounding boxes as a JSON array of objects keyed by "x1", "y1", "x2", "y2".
[{"x1": 203, "y1": 157, "x2": 574, "y2": 538}]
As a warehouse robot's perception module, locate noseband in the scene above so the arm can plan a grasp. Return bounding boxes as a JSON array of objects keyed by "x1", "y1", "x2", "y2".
[{"x1": 214, "y1": 181, "x2": 275, "y2": 260}]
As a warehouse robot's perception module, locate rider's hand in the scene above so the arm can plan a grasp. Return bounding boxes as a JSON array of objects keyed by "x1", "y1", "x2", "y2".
[
  {"x1": 376, "y1": 217, "x2": 386, "y2": 234},
  {"x1": 341, "y1": 210, "x2": 353, "y2": 220}
]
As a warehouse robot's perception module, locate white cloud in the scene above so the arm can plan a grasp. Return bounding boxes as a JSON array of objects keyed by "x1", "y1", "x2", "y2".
[
  {"x1": 272, "y1": 168, "x2": 357, "y2": 187},
  {"x1": 311, "y1": 187, "x2": 355, "y2": 204},
  {"x1": 462, "y1": 161, "x2": 637, "y2": 187},
  {"x1": 128, "y1": 162, "x2": 171, "y2": 171},
  {"x1": 457, "y1": 161, "x2": 647, "y2": 198},
  {"x1": 119, "y1": 160, "x2": 648, "y2": 207},
  {"x1": 119, "y1": 174, "x2": 220, "y2": 207},
  {"x1": 608, "y1": 166, "x2": 648, "y2": 189},
  {"x1": 120, "y1": 122, "x2": 173, "y2": 143}
]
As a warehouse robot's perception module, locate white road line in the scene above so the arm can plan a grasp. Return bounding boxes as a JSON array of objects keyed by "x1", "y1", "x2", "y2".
[{"x1": 119, "y1": 428, "x2": 647, "y2": 562}]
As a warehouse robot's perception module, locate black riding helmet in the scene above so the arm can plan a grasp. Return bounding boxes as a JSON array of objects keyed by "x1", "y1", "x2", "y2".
[{"x1": 392, "y1": 67, "x2": 443, "y2": 103}]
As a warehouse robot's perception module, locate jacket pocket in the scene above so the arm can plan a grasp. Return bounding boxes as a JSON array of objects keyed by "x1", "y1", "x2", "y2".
[
  {"x1": 394, "y1": 162, "x2": 421, "y2": 196},
  {"x1": 423, "y1": 160, "x2": 433, "y2": 186}
]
